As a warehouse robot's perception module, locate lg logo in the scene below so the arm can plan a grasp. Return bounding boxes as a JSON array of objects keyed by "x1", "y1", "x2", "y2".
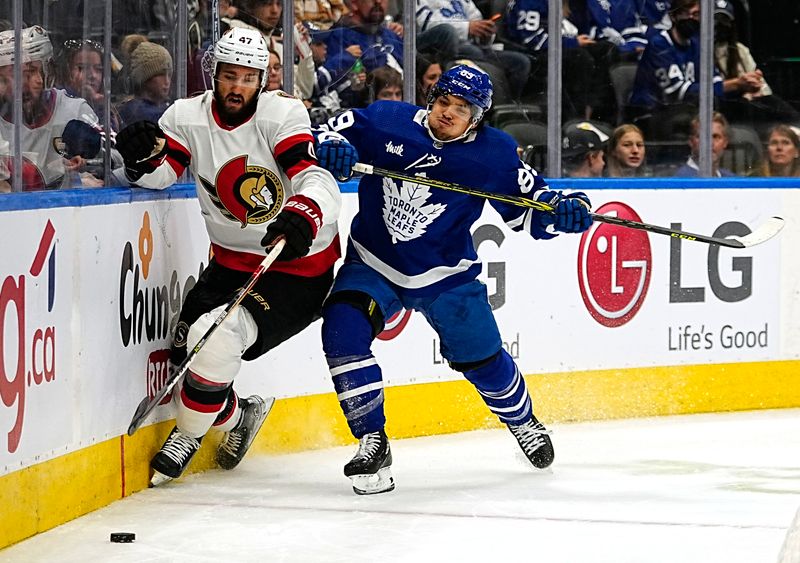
[{"x1": 578, "y1": 203, "x2": 652, "y2": 327}]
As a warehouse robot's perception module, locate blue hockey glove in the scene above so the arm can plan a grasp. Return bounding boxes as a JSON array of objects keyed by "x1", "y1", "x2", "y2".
[
  {"x1": 537, "y1": 191, "x2": 593, "y2": 233},
  {"x1": 316, "y1": 137, "x2": 358, "y2": 181}
]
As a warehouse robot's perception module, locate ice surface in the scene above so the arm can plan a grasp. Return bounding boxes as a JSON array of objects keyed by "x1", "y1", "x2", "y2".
[{"x1": 3, "y1": 409, "x2": 799, "y2": 563}]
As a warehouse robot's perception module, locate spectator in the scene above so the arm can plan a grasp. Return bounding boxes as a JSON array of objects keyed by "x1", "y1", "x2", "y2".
[
  {"x1": 640, "y1": 0, "x2": 672, "y2": 30},
  {"x1": 606, "y1": 123, "x2": 648, "y2": 177},
  {"x1": 416, "y1": 0, "x2": 531, "y2": 103},
  {"x1": 117, "y1": 41, "x2": 174, "y2": 127},
  {"x1": 674, "y1": 112, "x2": 735, "y2": 177},
  {"x1": 0, "y1": 26, "x2": 104, "y2": 190},
  {"x1": 415, "y1": 54, "x2": 442, "y2": 106},
  {"x1": 230, "y1": 0, "x2": 316, "y2": 101},
  {"x1": 713, "y1": 0, "x2": 799, "y2": 133},
  {"x1": 367, "y1": 65, "x2": 402, "y2": 102},
  {"x1": 295, "y1": 0, "x2": 346, "y2": 30},
  {"x1": 562, "y1": 120, "x2": 608, "y2": 177},
  {"x1": 504, "y1": 0, "x2": 609, "y2": 120},
  {"x1": 629, "y1": 0, "x2": 762, "y2": 140},
  {"x1": 322, "y1": 0, "x2": 459, "y2": 104},
  {"x1": 56, "y1": 38, "x2": 122, "y2": 133},
  {"x1": 323, "y1": 0, "x2": 403, "y2": 78},
  {"x1": 266, "y1": 47, "x2": 283, "y2": 91},
  {"x1": 753, "y1": 124, "x2": 800, "y2": 177}
]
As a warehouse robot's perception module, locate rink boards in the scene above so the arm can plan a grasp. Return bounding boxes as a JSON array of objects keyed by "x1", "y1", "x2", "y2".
[{"x1": 1, "y1": 181, "x2": 799, "y2": 547}]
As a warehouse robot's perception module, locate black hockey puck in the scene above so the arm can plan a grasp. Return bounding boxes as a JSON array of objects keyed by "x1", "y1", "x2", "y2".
[{"x1": 110, "y1": 532, "x2": 135, "y2": 543}]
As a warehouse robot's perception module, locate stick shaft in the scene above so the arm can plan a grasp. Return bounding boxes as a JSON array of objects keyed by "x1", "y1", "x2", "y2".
[
  {"x1": 127, "y1": 238, "x2": 286, "y2": 436},
  {"x1": 352, "y1": 163, "x2": 771, "y2": 249}
]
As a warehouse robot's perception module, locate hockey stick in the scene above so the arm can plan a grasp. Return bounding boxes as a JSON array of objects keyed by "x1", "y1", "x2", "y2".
[
  {"x1": 126, "y1": 238, "x2": 286, "y2": 436},
  {"x1": 352, "y1": 163, "x2": 785, "y2": 249}
]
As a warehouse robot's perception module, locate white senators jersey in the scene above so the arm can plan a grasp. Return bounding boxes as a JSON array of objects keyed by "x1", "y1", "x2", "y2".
[
  {"x1": 134, "y1": 89, "x2": 342, "y2": 277},
  {"x1": 0, "y1": 88, "x2": 98, "y2": 189}
]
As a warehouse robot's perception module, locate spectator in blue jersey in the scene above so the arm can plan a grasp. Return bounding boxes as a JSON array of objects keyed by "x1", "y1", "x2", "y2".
[
  {"x1": 628, "y1": 0, "x2": 760, "y2": 140},
  {"x1": 504, "y1": 0, "x2": 606, "y2": 120},
  {"x1": 673, "y1": 112, "x2": 735, "y2": 177},
  {"x1": 313, "y1": 65, "x2": 593, "y2": 495},
  {"x1": 415, "y1": 0, "x2": 531, "y2": 103},
  {"x1": 640, "y1": 0, "x2": 671, "y2": 30},
  {"x1": 607, "y1": 0, "x2": 649, "y2": 58},
  {"x1": 322, "y1": 0, "x2": 458, "y2": 103}
]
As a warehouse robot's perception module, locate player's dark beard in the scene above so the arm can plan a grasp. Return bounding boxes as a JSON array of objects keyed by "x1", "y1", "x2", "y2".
[{"x1": 213, "y1": 88, "x2": 260, "y2": 126}]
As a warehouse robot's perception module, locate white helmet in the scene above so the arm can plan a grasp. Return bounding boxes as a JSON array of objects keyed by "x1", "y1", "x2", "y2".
[
  {"x1": 0, "y1": 26, "x2": 54, "y2": 67},
  {"x1": 212, "y1": 27, "x2": 269, "y2": 90}
]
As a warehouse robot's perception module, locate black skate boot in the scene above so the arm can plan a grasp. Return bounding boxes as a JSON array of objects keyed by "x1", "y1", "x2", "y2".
[
  {"x1": 344, "y1": 429, "x2": 394, "y2": 495},
  {"x1": 150, "y1": 426, "x2": 203, "y2": 486},
  {"x1": 216, "y1": 395, "x2": 275, "y2": 470},
  {"x1": 507, "y1": 415, "x2": 555, "y2": 469}
]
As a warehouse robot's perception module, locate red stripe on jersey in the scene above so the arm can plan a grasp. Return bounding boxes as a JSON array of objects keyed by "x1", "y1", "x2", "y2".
[
  {"x1": 212, "y1": 392, "x2": 239, "y2": 427},
  {"x1": 274, "y1": 133, "x2": 315, "y2": 157},
  {"x1": 187, "y1": 370, "x2": 229, "y2": 388},
  {"x1": 285, "y1": 159, "x2": 314, "y2": 179},
  {"x1": 164, "y1": 134, "x2": 191, "y2": 176},
  {"x1": 211, "y1": 235, "x2": 341, "y2": 277},
  {"x1": 180, "y1": 388, "x2": 224, "y2": 413}
]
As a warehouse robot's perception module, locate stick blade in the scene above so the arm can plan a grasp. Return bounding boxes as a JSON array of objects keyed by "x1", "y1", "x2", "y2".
[
  {"x1": 731, "y1": 216, "x2": 785, "y2": 248},
  {"x1": 127, "y1": 396, "x2": 152, "y2": 436}
]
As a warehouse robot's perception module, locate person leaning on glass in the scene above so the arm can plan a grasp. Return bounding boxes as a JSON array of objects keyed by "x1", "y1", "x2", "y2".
[{"x1": 0, "y1": 26, "x2": 105, "y2": 190}]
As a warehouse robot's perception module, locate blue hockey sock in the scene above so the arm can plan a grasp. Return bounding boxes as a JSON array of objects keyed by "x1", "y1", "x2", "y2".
[
  {"x1": 322, "y1": 302, "x2": 386, "y2": 437},
  {"x1": 461, "y1": 349, "x2": 533, "y2": 425}
]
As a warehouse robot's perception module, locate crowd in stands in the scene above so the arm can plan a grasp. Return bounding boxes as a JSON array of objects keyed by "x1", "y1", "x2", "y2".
[{"x1": 1, "y1": 0, "x2": 799, "y2": 192}]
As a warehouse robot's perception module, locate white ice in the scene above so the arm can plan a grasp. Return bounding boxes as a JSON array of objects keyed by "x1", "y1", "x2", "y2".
[{"x1": 3, "y1": 409, "x2": 800, "y2": 563}]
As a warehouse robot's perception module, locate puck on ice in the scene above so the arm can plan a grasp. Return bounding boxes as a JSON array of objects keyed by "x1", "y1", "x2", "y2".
[{"x1": 110, "y1": 532, "x2": 135, "y2": 543}]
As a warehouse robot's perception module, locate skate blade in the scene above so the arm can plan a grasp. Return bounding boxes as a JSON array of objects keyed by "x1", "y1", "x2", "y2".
[
  {"x1": 350, "y1": 467, "x2": 395, "y2": 495},
  {"x1": 149, "y1": 471, "x2": 175, "y2": 488}
]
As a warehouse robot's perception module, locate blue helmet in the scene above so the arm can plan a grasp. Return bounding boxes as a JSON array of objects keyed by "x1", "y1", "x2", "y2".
[{"x1": 427, "y1": 64, "x2": 493, "y2": 118}]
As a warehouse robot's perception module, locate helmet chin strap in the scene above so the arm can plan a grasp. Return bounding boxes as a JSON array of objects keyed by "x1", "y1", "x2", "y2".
[{"x1": 423, "y1": 104, "x2": 481, "y2": 144}]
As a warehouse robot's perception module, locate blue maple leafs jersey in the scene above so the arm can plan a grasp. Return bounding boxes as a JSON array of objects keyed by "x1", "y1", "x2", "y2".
[
  {"x1": 322, "y1": 101, "x2": 552, "y2": 297},
  {"x1": 630, "y1": 29, "x2": 724, "y2": 109}
]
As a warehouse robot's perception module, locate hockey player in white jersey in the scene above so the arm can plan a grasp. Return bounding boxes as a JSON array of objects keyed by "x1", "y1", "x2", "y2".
[
  {"x1": 115, "y1": 27, "x2": 342, "y2": 484},
  {"x1": 315, "y1": 65, "x2": 593, "y2": 494}
]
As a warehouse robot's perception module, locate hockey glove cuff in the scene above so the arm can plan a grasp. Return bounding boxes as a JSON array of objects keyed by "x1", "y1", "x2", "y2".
[
  {"x1": 315, "y1": 133, "x2": 359, "y2": 181},
  {"x1": 116, "y1": 120, "x2": 166, "y2": 180},
  {"x1": 261, "y1": 195, "x2": 323, "y2": 261},
  {"x1": 537, "y1": 190, "x2": 593, "y2": 233}
]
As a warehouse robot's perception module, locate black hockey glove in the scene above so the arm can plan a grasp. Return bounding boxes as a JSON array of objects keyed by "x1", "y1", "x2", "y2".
[
  {"x1": 261, "y1": 195, "x2": 323, "y2": 261},
  {"x1": 116, "y1": 120, "x2": 166, "y2": 180}
]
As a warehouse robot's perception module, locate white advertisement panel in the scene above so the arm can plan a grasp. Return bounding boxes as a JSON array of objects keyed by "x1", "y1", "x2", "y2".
[
  {"x1": 235, "y1": 188, "x2": 784, "y2": 395},
  {"x1": 0, "y1": 211, "x2": 75, "y2": 472},
  {"x1": 0, "y1": 187, "x2": 791, "y2": 475}
]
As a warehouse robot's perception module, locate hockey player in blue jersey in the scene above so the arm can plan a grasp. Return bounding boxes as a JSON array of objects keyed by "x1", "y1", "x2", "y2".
[{"x1": 314, "y1": 64, "x2": 593, "y2": 495}]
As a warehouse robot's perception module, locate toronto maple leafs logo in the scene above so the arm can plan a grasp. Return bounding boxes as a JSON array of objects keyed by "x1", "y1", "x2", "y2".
[{"x1": 382, "y1": 177, "x2": 446, "y2": 243}]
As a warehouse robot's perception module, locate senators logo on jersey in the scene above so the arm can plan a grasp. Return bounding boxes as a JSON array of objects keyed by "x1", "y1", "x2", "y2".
[{"x1": 199, "y1": 155, "x2": 285, "y2": 228}]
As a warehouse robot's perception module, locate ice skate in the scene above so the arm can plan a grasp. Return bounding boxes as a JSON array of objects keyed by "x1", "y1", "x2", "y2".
[
  {"x1": 216, "y1": 395, "x2": 275, "y2": 470},
  {"x1": 344, "y1": 429, "x2": 394, "y2": 495},
  {"x1": 150, "y1": 426, "x2": 203, "y2": 486},
  {"x1": 507, "y1": 416, "x2": 554, "y2": 469}
]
